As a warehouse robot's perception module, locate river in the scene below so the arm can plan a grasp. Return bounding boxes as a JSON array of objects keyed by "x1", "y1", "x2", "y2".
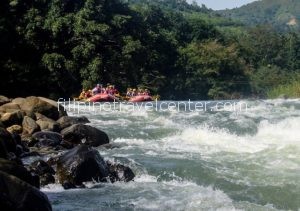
[{"x1": 42, "y1": 99, "x2": 300, "y2": 210}]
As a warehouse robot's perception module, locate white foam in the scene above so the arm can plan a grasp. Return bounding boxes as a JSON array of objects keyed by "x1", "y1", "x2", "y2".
[
  {"x1": 41, "y1": 184, "x2": 65, "y2": 192},
  {"x1": 128, "y1": 175, "x2": 236, "y2": 210}
]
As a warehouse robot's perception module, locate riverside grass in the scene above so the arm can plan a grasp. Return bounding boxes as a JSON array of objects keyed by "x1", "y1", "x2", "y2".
[{"x1": 268, "y1": 80, "x2": 300, "y2": 98}]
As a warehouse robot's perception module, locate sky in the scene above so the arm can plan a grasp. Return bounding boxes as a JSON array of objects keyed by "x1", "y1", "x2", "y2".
[{"x1": 188, "y1": 0, "x2": 258, "y2": 10}]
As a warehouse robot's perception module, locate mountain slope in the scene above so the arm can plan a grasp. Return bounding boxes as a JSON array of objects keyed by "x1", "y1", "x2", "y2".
[{"x1": 219, "y1": 0, "x2": 300, "y2": 31}]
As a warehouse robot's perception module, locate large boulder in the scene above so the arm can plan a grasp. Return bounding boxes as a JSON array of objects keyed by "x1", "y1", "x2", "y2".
[
  {"x1": 22, "y1": 116, "x2": 40, "y2": 135},
  {"x1": 57, "y1": 116, "x2": 90, "y2": 130},
  {"x1": 0, "y1": 110, "x2": 25, "y2": 127},
  {"x1": 35, "y1": 113, "x2": 60, "y2": 132},
  {"x1": 0, "y1": 95, "x2": 10, "y2": 106},
  {"x1": 0, "y1": 158, "x2": 39, "y2": 188},
  {"x1": 38, "y1": 97, "x2": 68, "y2": 119},
  {"x1": 11, "y1": 97, "x2": 26, "y2": 105},
  {"x1": 29, "y1": 160, "x2": 55, "y2": 186},
  {"x1": 6, "y1": 125, "x2": 23, "y2": 134},
  {"x1": 19, "y1": 96, "x2": 67, "y2": 121},
  {"x1": 0, "y1": 171, "x2": 52, "y2": 211},
  {"x1": 32, "y1": 131, "x2": 62, "y2": 148},
  {"x1": 0, "y1": 128, "x2": 16, "y2": 153},
  {"x1": 0, "y1": 102, "x2": 21, "y2": 113},
  {"x1": 56, "y1": 145, "x2": 109, "y2": 187},
  {"x1": 61, "y1": 124, "x2": 109, "y2": 147}
]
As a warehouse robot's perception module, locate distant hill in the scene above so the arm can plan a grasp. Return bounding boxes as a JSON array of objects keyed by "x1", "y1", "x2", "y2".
[
  {"x1": 125, "y1": 0, "x2": 212, "y2": 13},
  {"x1": 219, "y1": 0, "x2": 300, "y2": 31}
]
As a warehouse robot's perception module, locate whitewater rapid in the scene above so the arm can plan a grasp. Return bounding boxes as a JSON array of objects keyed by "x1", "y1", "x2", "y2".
[{"x1": 42, "y1": 99, "x2": 300, "y2": 210}]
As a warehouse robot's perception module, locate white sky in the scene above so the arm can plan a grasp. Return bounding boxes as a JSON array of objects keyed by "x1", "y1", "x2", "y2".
[{"x1": 188, "y1": 0, "x2": 258, "y2": 10}]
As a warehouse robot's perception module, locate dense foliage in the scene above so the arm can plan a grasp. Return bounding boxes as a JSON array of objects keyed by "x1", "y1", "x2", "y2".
[{"x1": 0, "y1": 0, "x2": 299, "y2": 99}]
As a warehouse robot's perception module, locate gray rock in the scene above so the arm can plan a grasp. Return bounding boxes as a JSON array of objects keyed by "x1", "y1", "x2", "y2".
[
  {"x1": 107, "y1": 161, "x2": 135, "y2": 183},
  {"x1": 57, "y1": 116, "x2": 90, "y2": 130},
  {"x1": 32, "y1": 131, "x2": 62, "y2": 148},
  {"x1": 61, "y1": 124, "x2": 109, "y2": 147}
]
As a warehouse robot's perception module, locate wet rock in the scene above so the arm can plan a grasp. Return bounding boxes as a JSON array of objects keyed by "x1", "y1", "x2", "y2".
[
  {"x1": 62, "y1": 181, "x2": 77, "y2": 190},
  {"x1": 22, "y1": 116, "x2": 40, "y2": 135},
  {"x1": 22, "y1": 136, "x2": 39, "y2": 147},
  {"x1": 56, "y1": 145, "x2": 109, "y2": 187},
  {"x1": 30, "y1": 160, "x2": 55, "y2": 175},
  {"x1": 19, "y1": 96, "x2": 66, "y2": 121},
  {"x1": 0, "y1": 110, "x2": 25, "y2": 127},
  {"x1": 40, "y1": 173, "x2": 55, "y2": 186},
  {"x1": 46, "y1": 156, "x2": 59, "y2": 166},
  {"x1": 32, "y1": 131, "x2": 62, "y2": 148},
  {"x1": 36, "y1": 113, "x2": 60, "y2": 132},
  {"x1": 61, "y1": 124, "x2": 109, "y2": 147},
  {"x1": 0, "y1": 171, "x2": 52, "y2": 211},
  {"x1": 107, "y1": 161, "x2": 135, "y2": 182},
  {"x1": 60, "y1": 140, "x2": 75, "y2": 149},
  {"x1": 0, "y1": 158, "x2": 39, "y2": 188},
  {"x1": 57, "y1": 116, "x2": 90, "y2": 130},
  {"x1": 0, "y1": 127, "x2": 16, "y2": 153},
  {"x1": 20, "y1": 151, "x2": 41, "y2": 158},
  {"x1": 0, "y1": 95, "x2": 10, "y2": 106},
  {"x1": 29, "y1": 160, "x2": 55, "y2": 186},
  {"x1": 0, "y1": 102, "x2": 21, "y2": 113},
  {"x1": 6, "y1": 125, "x2": 23, "y2": 134}
]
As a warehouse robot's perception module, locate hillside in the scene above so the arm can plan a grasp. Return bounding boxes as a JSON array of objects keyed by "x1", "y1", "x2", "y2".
[{"x1": 220, "y1": 0, "x2": 300, "y2": 31}]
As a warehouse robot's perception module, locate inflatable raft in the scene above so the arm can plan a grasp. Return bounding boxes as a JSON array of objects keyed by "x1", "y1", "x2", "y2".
[
  {"x1": 88, "y1": 94, "x2": 118, "y2": 102},
  {"x1": 128, "y1": 95, "x2": 153, "y2": 102}
]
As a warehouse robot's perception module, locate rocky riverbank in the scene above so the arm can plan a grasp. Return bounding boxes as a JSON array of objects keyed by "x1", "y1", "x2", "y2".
[{"x1": 0, "y1": 95, "x2": 135, "y2": 210}]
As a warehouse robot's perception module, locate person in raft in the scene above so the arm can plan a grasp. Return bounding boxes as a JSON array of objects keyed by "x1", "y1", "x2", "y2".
[
  {"x1": 143, "y1": 89, "x2": 150, "y2": 96},
  {"x1": 126, "y1": 88, "x2": 150, "y2": 97},
  {"x1": 78, "y1": 89, "x2": 92, "y2": 100},
  {"x1": 91, "y1": 84, "x2": 119, "y2": 96},
  {"x1": 92, "y1": 84, "x2": 102, "y2": 95},
  {"x1": 78, "y1": 89, "x2": 87, "y2": 100}
]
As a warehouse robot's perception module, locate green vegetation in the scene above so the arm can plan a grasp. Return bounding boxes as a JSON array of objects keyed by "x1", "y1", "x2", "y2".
[
  {"x1": 268, "y1": 77, "x2": 300, "y2": 99},
  {"x1": 0, "y1": 0, "x2": 299, "y2": 99},
  {"x1": 220, "y1": 0, "x2": 300, "y2": 32}
]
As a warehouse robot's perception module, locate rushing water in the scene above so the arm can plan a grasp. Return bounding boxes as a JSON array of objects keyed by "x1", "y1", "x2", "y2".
[{"x1": 42, "y1": 99, "x2": 300, "y2": 211}]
